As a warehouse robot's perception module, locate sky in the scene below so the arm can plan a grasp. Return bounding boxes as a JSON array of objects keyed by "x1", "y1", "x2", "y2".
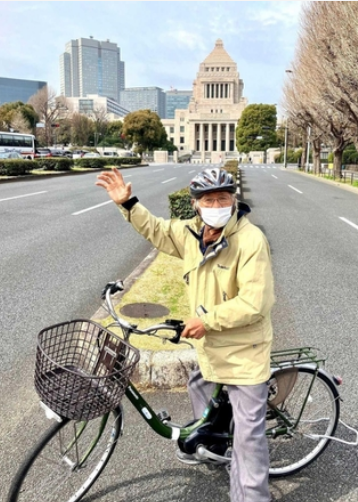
[{"x1": 0, "y1": 1, "x2": 304, "y2": 118}]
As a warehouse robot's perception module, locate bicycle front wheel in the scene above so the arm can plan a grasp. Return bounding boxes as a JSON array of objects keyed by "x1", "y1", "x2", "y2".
[
  {"x1": 7, "y1": 408, "x2": 122, "y2": 502},
  {"x1": 267, "y1": 367, "x2": 340, "y2": 477}
]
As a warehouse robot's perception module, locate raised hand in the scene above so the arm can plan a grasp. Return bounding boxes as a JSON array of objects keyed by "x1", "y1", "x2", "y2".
[{"x1": 96, "y1": 168, "x2": 132, "y2": 205}]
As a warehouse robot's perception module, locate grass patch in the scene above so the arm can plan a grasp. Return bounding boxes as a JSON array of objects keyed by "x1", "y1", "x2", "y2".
[{"x1": 95, "y1": 252, "x2": 199, "y2": 352}]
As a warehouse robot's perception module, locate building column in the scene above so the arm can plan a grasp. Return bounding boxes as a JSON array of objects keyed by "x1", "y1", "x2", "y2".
[
  {"x1": 217, "y1": 122, "x2": 222, "y2": 152},
  {"x1": 200, "y1": 123, "x2": 204, "y2": 160},
  {"x1": 208, "y1": 123, "x2": 213, "y2": 153},
  {"x1": 225, "y1": 123, "x2": 230, "y2": 152}
]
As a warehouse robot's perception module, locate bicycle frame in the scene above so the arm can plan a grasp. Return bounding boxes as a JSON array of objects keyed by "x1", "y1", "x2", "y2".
[{"x1": 124, "y1": 380, "x2": 226, "y2": 441}]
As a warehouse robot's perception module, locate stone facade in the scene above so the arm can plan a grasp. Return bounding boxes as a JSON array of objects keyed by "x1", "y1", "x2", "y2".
[{"x1": 162, "y1": 39, "x2": 247, "y2": 163}]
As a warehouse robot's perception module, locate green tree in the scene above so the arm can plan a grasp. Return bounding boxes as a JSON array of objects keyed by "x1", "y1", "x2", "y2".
[
  {"x1": 122, "y1": 109, "x2": 167, "y2": 154},
  {"x1": 0, "y1": 101, "x2": 38, "y2": 132},
  {"x1": 99, "y1": 120, "x2": 126, "y2": 147},
  {"x1": 236, "y1": 104, "x2": 277, "y2": 153}
]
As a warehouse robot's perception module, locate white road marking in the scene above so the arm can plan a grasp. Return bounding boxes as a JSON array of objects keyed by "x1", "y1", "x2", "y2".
[
  {"x1": 162, "y1": 177, "x2": 176, "y2": 184},
  {"x1": 189, "y1": 170, "x2": 196, "y2": 174},
  {"x1": 288, "y1": 185, "x2": 303, "y2": 194},
  {"x1": 339, "y1": 217, "x2": 358, "y2": 231},
  {"x1": 153, "y1": 169, "x2": 164, "y2": 172},
  {"x1": 0, "y1": 190, "x2": 47, "y2": 202},
  {"x1": 272, "y1": 175, "x2": 278, "y2": 179},
  {"x1": 72, "y1": 200, "x2": 113, "y2": 216}
]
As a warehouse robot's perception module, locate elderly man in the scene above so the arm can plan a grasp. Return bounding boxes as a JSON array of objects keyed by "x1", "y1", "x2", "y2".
[{"x1": 96, "y1": 167, "x2": 275, "y2": 502}]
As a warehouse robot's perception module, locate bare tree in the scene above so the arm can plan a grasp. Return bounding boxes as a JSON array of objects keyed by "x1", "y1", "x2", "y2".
[
  {"x1": 28, "y1": 86, "x2": 68, "y2": 145},
  {"x1": 10, "y1": 110, "x2": 32, "y2": 134},
  {"x1": 282, "y1": 2, "x2": 357, "y2": 177},
  {"x1": 71, "y1": 113, "x2": 92, "y2": 146}
]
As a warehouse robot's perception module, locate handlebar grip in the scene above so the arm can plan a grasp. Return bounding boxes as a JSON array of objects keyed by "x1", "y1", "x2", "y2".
[
  {"x1": 170, "y1": 323, "x2": 185, "y2": 344},
  {"x1": 101, "y1": 280, "x2": 124, "y2": 300},
  {"x1": 164, "y1": 319, "x2": 185, "y2": 344}
]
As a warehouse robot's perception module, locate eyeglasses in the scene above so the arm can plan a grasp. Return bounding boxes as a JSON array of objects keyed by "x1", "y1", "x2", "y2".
[{"x1": 198, "y1": 195, "x2": 234, "y2": 208}]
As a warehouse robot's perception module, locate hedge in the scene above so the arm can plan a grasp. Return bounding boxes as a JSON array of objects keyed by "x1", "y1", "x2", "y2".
[
  {"x1": 0, "y1": 159, "x2": 36, "y2": 176},
  {"x1": 35, "y1": 158, "x2": 73, "y2": 171},
  {"x1": 169, "y1": 162, "x2": 239, "y2": 220},
  {"x1": 168, "y1": 188, "x2": 196, "y2": 219},
  {"x1": 74, "y1": 157, "x2": 141, "y2": 169},
  {"x1": 74, "y1": 158, "x2": 108, "y2": 169}
]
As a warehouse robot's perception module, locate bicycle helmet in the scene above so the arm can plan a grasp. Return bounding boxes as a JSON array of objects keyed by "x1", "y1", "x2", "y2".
[{"x1": 189, "y1": 167, "x2": 236, "y2": 198}]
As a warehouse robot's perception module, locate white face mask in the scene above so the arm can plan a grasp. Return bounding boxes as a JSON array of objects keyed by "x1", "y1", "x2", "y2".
[{"x1": 199, "y1": 206, "x2": 233, "y2": 228}]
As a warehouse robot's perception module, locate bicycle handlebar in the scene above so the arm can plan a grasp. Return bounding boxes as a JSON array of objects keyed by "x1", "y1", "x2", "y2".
[{"x1": 101, "y1": 281, "x2": 186, "y2": 345}]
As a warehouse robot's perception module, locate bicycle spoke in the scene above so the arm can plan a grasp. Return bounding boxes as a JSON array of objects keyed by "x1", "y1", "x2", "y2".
[
  {"x1": 267, "y1": 368, "x2": 339, "y2": 477},
  {"x1": 7, "y1": 410, "x2": 122, "y2": 502}
]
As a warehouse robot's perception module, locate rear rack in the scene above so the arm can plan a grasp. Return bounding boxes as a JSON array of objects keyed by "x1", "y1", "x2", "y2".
[{"x1": 270, "y1": 347, "x2": 326, "y2": 370}]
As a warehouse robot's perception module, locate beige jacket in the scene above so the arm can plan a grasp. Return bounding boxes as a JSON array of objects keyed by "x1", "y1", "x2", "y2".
[{"x1": 119, "y1": 200, "x2": 275, "y2": 385}]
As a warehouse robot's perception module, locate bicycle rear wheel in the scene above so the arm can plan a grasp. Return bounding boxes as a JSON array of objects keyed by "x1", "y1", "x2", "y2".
[
  {"x1": 267, "y1": 367, "x2": 340, "y2": 477},
  {"x1": 7, "y1": 408, "x2": 122, "y2": 502}
]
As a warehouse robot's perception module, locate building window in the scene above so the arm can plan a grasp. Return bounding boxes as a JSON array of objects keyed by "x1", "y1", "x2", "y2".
[
  {"x1": 180, "y1": 136, "x2": 185, "y2": 143},
  {"x1": 170, "y1": 127, "x2": 174, "y2": 133},
  {"x1": 180, "y1": 126, "x2": 185, "y2": 132}
]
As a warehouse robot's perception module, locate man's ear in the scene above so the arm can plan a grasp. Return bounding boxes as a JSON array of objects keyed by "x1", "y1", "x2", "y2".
[{"x1": 191, "y1": 198, "x2": 199, "y2": 214}]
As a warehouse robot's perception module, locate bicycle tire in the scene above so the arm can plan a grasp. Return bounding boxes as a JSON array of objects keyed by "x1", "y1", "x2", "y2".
[
  {"x1": 267, "y1": 366, "x2": 340, "y2": 477},
  {"x1": 7, "y1": 407, "x2": 123, "y2": 502}
]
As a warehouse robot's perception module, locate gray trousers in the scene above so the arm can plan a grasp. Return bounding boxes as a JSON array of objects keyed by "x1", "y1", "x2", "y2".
[{"x1": 188, "y1": 370, "x2": 270, "y2": 502}]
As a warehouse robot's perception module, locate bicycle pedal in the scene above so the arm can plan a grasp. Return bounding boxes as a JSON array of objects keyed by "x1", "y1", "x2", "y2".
[{"x1": 157, "y1": 410, "x2": 171, "y2": 422}]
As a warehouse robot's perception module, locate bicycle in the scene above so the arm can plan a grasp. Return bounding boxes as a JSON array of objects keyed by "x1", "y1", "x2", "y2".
[{"x1": 7, "y1": 280, "x2": 342, "y2": 502}]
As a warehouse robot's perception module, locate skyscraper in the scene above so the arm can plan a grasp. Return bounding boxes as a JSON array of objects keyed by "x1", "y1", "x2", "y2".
[
  {"x1": 120, "y1": 87, "x2": 166, "y2": 119},
  {"x1": 59, "y1": 37, "x2": 125, "y2": 103},
  {"x1": 165, "y1": 89, "x2": 192, "y2": 119}
]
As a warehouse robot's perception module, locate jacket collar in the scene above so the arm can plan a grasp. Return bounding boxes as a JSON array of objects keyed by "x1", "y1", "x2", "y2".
[{"x1": 185, "y1": 203, "x2": 251, "y2": 266}]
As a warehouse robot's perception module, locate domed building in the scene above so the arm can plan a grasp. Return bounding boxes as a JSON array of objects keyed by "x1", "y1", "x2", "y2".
[{"x1": 162, "y1": 39, "x2": 247, "y2": 163}]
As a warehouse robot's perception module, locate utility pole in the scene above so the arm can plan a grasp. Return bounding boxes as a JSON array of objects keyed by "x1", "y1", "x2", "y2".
[
  {"x1": 283, "y1": 120, "x2": 288, "y2": 168},
  {"x1": 306, "y1": 126, "x2": 311, "y2": 172}
]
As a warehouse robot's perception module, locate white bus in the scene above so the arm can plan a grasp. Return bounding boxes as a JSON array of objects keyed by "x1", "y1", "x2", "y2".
[{"x1": 0, "y1": 131, "x2": 37, "y2": 159}]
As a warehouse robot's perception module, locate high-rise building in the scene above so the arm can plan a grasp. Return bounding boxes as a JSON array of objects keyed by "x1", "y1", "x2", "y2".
[
  {"x1": 65, "y1": 95, "x2": 129, "y2": 120},
  {"x1": 120, "y1": 87, "x2": 166, "y2": 119},
  {"x1": 0, "y1": 77, "x2": 47, "y2": 105},
  {"x1": 165, "y1": 89, "x2": 192, "y2": 119},
  {"x1": 59, "y1": 37, "x2": 125, "y2": 103}
]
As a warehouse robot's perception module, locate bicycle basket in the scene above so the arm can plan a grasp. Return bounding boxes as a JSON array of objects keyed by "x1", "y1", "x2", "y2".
[{"x1": 34, "y1": 319, "x2": 140, "y2": 421}]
